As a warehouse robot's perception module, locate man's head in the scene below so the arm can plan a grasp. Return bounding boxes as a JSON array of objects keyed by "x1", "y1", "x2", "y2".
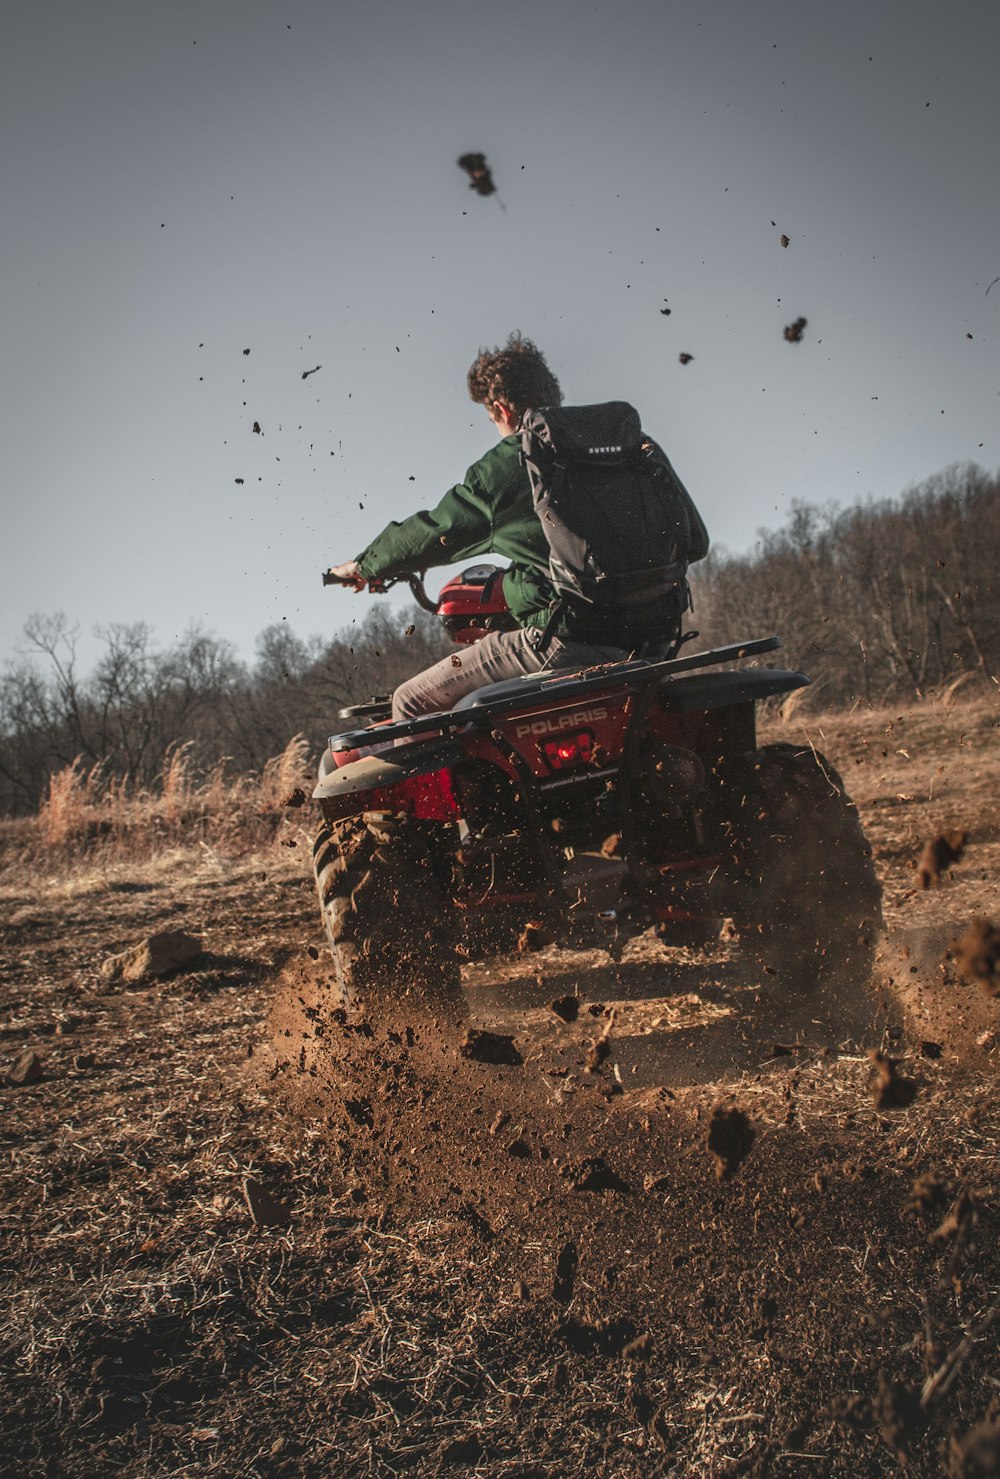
[{"x1": 467, "y1": 332, "x2": 562, "y2": 435}]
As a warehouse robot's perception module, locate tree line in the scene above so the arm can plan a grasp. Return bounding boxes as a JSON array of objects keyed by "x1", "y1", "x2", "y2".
[
  {"x1": 1, "y1": 462, "x2": 996, "y2": 817},
  {"x1": 0, "y1": 605, "x2": 449, "y2": 817},
  {"x1": 691, "y1": 462, "x2": 998, "y2": 707}
]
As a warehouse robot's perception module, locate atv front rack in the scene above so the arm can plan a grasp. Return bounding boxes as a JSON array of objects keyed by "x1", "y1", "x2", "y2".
[{"x1": 327, "y1": 635, "x2": 786, "y2": 753}]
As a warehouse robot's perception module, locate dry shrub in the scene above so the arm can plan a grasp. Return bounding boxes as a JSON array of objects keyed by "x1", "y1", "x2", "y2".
[{"x1": 103, "y1": 772, "x2": 133, "y2": 836}]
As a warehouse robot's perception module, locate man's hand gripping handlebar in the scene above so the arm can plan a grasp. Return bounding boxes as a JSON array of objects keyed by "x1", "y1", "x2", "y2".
[
  {"x1": 321, "y1": 565, "x2": 438, "y2": 613},
  {"x1": 323, "y1": 560, "x2": 368, "y2": 592}
]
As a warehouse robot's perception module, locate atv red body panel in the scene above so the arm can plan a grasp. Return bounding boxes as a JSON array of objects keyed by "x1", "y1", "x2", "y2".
[{"x1": 435, "y1": 563, "x2": 517, "y2": 644}]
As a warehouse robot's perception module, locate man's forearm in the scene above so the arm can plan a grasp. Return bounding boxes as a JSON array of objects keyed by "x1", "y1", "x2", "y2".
[{"x1": 356, "y1": 494, "x2": 491, "y2": 578}]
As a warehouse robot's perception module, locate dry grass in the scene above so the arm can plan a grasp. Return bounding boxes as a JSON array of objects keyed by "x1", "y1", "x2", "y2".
[{"x1": 16, "y1": 736, "x2": 317, "y2": 874}]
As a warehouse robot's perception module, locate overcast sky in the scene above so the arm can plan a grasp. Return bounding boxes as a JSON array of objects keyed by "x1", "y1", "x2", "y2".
[{"x1": 3, "y1": 0, "x2": 998, "y2": 675}]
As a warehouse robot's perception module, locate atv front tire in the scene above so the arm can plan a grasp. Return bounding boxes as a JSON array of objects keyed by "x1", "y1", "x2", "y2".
[
  {"x1": 722, "y1": 743, "x2": 882, "y2": 994},
  {"x1": 313, "y1": 815, "x2": 465, "y2": 1023}
]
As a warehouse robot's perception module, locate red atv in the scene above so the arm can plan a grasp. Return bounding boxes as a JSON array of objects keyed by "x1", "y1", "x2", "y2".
[{"x1": 311, "y1": 565, "x2": 882, "y2": 1022}]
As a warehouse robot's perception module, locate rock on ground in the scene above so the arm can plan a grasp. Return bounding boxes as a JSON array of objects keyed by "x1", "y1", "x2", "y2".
[{"x1": 101, "y1": 930, "x2": 203, "y2": 983}]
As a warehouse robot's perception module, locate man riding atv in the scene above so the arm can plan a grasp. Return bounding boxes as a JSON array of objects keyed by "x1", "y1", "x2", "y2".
[
  {"x1": 326, "y1": 333, "x2": 711, "y2": 718},
  {"x1": 308, "y1": 336, "x2": 881, "y2": 1029}
]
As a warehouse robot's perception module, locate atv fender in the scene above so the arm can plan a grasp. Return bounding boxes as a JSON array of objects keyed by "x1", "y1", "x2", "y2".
[
  {"x1": 313, "y1": 738, "x2": 464, "y2": 804},
  {"x1": 657, "y1": 668, "x2": 809, "y2": 712}
]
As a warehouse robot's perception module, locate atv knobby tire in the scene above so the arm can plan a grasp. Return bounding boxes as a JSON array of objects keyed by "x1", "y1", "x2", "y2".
[
  {"x1": 721, "y1": 743, "x2": 883, "y2": 995},
  {"x1": 313, "y1": 815, "x2": 465, "y2": 1023}
]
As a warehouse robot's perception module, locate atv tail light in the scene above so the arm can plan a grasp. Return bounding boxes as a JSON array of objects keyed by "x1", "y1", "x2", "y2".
[{"x1": 542, "y1": 730, "x2": 594, "y2": 770}]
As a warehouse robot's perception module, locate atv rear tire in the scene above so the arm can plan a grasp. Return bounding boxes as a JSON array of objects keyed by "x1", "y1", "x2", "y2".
[
  {"x1": 722, "y1": 743, "x2": 882, "y2": 994},
  {"x1": 313, "y1": 815, "x2": 465, "y2": 1023}
]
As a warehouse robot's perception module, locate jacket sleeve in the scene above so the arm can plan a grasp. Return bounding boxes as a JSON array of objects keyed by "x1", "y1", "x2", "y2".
[{"x1": 355, "y1": 469, "x2": 495, "y2": 579}]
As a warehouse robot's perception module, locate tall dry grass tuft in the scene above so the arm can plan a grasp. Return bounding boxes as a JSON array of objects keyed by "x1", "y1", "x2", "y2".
[
  {"x1": 777, "y1": 684, "x2": 815, "y2": 725},
  {"x1": 39, "y1": 759, "x2": 108, "y2": 848},
  {"x1": 160, "y1": 743, "x2": 195, "y2": 828},
  {"x1": 202, "y1": 758, "x2": 245, "y2": 818},
  {"x1": 261, "y1": 734, "x2": 314, "y2": 810}
]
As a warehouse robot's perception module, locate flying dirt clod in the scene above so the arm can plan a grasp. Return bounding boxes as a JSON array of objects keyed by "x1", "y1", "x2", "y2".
[
  {"x1": 869, "y1": 1049, "x2": 918, "y2": 1109},
  {"x1": 917, "y1": 830, "x2": 967, "y2": 888},
  {"x1": 457, "y1": 152, "x2": 497, "y2": 196},
  {"x1": 707, "y1": 1105, "x2": 755, "y2": 1179},
  {"x1": 951, "y1": 917, "x2": 1000, "y2": 996}
]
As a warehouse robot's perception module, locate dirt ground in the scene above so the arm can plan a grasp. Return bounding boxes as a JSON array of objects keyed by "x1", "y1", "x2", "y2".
[{"x1": 2, "y1": 692, "x2": 999, "y2": 1477}]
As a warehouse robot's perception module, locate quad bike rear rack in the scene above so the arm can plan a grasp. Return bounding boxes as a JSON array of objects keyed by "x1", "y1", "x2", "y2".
[{"x1": 326, "y1": 635, "x2": 792, "y2": 753}]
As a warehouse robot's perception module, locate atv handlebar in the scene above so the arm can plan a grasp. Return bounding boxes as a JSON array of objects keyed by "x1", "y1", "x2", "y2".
[{"x1": 321, "y1": 569, "x2": 438, "y2": 614}]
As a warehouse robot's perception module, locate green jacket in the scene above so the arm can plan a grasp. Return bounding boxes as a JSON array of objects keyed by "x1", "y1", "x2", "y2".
[{"x1": 355, "y1": 435, "x2": 554, "y2": 629}]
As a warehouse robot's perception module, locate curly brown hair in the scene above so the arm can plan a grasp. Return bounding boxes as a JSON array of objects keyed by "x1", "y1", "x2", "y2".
[{"x1": 466, "y1": 333, "x2": 562, "y2": 416}]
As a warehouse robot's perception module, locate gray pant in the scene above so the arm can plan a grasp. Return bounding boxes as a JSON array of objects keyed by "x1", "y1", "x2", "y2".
[{"x1": 391, "y1": 627, "x2": 637, "y2": 721}]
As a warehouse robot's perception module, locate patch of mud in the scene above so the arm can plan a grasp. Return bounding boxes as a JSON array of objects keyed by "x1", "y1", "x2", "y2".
[
  {"x1": 459, "y1": 1027, "x2": 523, "y2": 1064},
  {"x1": 264, "y1": 956, "x2": 645, "y2": 1228}
]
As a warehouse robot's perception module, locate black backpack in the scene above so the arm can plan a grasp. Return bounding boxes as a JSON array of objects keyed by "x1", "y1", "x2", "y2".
[{"x1": 520, "y1": 401, "x2": 697, "y2": 646}]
